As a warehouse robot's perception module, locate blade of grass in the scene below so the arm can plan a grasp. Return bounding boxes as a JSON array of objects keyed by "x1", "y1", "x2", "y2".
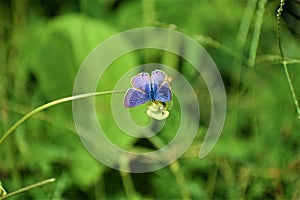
[
  {"x1": 230, "y1": 0, "x2": 257, "y2": 141},
  {"x1": 248, "y1": 0, "x2": 267, "y2": 68},
  {"x1": 148, "y1": 136, "x2": 191, "y2": 199},
  {"x1": 246, "y1": 0, "x2": 267, "y2": 137},
  {"x1": 169, "y1": 161, "x2": 191, "y2": 200},
  {"x1": 51, "y1": 171, "x2": 68, "y2": 200},
  {"x1": 232, "y1": 0, "x2": 257, "y2": 86},
  {"x1": 194, "y1": 34, "x2": 246, "y2": 64},
  {"x1": 119, "y1": 156, "x2": 139, "y2": 200},
  {"x1": 0, "y1": 90, "x2": 126, "y2": 145},
  {"x1": 256, "y1": 54, "x2": 300, "y2": 66},
  {"x1": 0, "y1": 181, "x2": 7, "y2": 196},
  {"x1": 119, "y1": 171, "x2": 138, "y2": 200},
  {"x1": 1, "y1": 178, "x2": 55, "y2": 199},
  {"x1": 236, "y1": 0, "x2": 257, "y2": 50},
  {"x1": 153, "y1": 21, "x2": 247, "y2": 64}
]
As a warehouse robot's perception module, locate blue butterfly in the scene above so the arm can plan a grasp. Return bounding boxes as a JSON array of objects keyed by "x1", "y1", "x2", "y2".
[{"x1": 124, "y1": 69, "x2": 172, "y2": 108}]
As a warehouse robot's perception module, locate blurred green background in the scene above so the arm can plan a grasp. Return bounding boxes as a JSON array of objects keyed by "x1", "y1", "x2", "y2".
[{"x1": 1, "y1": 0, "x2": 300, "y2": 199}]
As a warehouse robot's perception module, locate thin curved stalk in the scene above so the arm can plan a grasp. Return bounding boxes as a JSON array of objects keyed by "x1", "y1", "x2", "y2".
[
  {"x1": 0, "y1": 90, "x2": 126, "y2": 145},
  {"x1": 1, "y1": 178, "x2": 55, "y2": 199}
]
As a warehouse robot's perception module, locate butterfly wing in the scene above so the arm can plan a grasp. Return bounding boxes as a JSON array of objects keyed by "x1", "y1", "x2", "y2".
[
  {"x1": 155, "y1": 82, "x2": 172, "y2": 102},
  {"x1": 131, "y1": 72, "x2": 150, "y2": 91},
  {"x1": 124, "y1": 88, "x2": 150, "y2": 108},
  {"x1": 151, "y1": 70, "x2": 166, "y2": 87}
]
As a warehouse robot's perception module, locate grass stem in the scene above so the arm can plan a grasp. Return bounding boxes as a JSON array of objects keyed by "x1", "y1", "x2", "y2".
[
  {"x1": 1, "y1": 178, "x2": 55, "y2": 199},
  {"x1": 0, "y1": 90, "x2": 126, "y2": 145},
  {"x1": 276, "y1": 0, "x2": 300, "y2": 119}
]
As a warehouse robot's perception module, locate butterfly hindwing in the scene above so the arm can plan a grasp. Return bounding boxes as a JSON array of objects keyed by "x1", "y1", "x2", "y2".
[
  {"x1": 155, "y1": 82, "x2": 172, "y2": 102},
  {"x1": 124, "y1": 88, "x2": 150, "y2": 108}
]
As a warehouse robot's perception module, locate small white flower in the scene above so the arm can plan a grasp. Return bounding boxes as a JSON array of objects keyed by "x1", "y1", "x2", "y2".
[{"x1": 146, "y1": 101, "x2": 170, "y2": 120}]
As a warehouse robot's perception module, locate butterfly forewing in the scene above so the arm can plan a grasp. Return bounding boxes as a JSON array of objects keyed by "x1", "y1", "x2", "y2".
[
  {"x1": 131, "y1": 72, "x2": 151, "y2": 92},
  {"x1": 151, "y1": 70, "x2": 166, "y2": 87},
  {"x1": 124, "y1": 88, "x2": 150, "y2": 108}
]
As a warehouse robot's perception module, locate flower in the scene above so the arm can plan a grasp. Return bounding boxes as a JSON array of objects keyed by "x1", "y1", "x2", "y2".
[{"x1": 146, "y1": 101, "x2": 171, "y2": 120}]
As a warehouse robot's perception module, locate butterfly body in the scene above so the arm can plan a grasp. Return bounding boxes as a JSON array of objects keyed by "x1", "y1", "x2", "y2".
[{"x1": 124, "y1": 70, "x2": 172, "y2": 108}]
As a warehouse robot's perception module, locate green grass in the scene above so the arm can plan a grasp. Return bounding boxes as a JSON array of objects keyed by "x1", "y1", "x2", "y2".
[{"x1": 1, "y1": 0, "x2": 300, "y2": 199}]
